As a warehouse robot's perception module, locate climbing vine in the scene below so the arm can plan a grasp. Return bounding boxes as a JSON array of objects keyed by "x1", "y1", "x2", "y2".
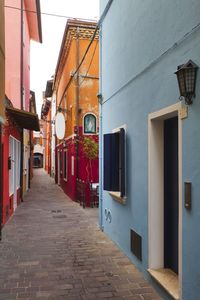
[{"x1": 81, "y1": 136, "x2": 98, "y2": 182}]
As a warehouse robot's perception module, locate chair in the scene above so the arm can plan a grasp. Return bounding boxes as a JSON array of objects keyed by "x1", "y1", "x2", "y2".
[
  {"x1": 89, "y1": 183, "x2": 99, "y2": 207},
  {"x1": 76, "y1": 179, "x2": 86, "y2": 208}
]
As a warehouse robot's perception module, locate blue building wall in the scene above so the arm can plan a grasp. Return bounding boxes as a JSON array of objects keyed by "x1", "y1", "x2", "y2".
[{"x1": 100, "y1": 1, "x2": 200, "y2": 299}]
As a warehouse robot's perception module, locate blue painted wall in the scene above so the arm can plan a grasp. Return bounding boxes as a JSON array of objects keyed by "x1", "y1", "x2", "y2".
[{"x1": 100, "y1": 1, "x2": 200, "y2": 299}]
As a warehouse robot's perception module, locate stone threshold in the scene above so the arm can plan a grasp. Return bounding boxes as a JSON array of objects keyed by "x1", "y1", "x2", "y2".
[{"x1": 148, "y1": 268, "x2": 180, "y2": 300}]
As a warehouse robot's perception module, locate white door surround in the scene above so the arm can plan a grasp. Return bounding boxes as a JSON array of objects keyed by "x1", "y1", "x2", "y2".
[
  {"x1": 9, "y1": 136, "x2": 21, "y2": 211},
  {"x1": 148, "y1": 102, "x2": 183, "y2": 296},
  {"x1": 57, "y1": 150, "x2": 60, "y2": 185}
]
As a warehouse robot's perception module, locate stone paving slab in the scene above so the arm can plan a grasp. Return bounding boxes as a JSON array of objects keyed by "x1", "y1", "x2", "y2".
[{"x1": 0, "y1": 169, "x2": 162, "y2": 300}]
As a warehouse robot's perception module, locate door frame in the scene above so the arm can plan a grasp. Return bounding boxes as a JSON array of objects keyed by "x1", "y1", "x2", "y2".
[
  {"x1": 57, "y1": 149, "x2": 60, "y2": 185},
  {"x1": 148, "y1": 102, "x2": 183, "y2": 292},
  {"x1": 9, "y1": 136, "x2": 20, "y2": 211}
]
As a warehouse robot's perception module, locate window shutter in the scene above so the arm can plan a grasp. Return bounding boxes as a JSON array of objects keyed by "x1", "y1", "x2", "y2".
[
  {"x1": 103, "y1": 133, "x2": 119, "y2": 191},
  {"x1": 119, "y1": 128, "x2": 125, "y2": 197},
  {"x1": 103, "y1": 129, "x2": 125, "y2": 196}
]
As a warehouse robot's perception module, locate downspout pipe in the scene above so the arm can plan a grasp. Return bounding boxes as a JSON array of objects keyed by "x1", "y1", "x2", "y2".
[
  {"x1": 28, "y1": 129, "x2": 31, "y2": 189},
  {"x1": 0, "y1": 124, "x2": 3, "y2": 240},
  {"x1": 99, "y1": 27, "x2": 103, "y2": 231},
  {"x1": 75, "y1": 27, "x2": 80, "y2": 179},
  {"x1": 20, "y1": 0, "x2": 24, "y2": 202},
  {"x1": 98, "y1": 0, "x2": 114, "y2": 231}
]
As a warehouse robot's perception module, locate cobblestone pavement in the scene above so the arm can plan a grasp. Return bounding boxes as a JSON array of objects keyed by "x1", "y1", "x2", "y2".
[{"x1": 0, "y1": 169, "x2": 162, "y2": 300}]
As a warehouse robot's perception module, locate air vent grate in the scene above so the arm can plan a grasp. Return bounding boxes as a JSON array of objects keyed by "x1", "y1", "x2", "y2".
[{"x1": 130, "y1": 229, "x2": 142, "y2": 261}]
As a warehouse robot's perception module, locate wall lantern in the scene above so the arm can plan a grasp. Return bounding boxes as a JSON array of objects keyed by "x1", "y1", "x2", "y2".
[{"x1": 175, "y1": 60, "x2": 198, "y2": 105}]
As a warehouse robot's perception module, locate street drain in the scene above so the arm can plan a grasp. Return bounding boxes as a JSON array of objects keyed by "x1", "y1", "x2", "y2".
[
  {"x1": 105, "y1": 272, "x2": 114, "y2": 277},
  {"x1": 53, "y1": 215, "x2": 66, "y2": 219}
]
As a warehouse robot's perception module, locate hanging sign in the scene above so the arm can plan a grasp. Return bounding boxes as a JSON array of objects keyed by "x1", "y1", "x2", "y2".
[{"x1": 55, "y1": 112, "x2": 65, "y2": 140}]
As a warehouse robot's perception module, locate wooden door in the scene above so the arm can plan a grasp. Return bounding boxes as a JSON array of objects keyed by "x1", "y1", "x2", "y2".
[{"x1": 164, "y1": 116, "x2": 179, "y2": 274}]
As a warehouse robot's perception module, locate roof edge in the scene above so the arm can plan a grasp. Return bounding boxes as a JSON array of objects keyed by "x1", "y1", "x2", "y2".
[
  {"x1": 53, "y1": 19, "x2": 97, "y2": 90},
  {"x1": 36, "y1": 0, "x2": 42, "y2": 43}
]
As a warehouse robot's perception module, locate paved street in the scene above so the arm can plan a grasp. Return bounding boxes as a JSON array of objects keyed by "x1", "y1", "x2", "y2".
[{"x1": 0, "y1": 169, "x2": 161, "y2": 300}]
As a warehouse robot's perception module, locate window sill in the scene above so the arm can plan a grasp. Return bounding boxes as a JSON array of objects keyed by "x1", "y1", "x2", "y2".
[
  {"x1": 148, "y1": 268, "x2": 180, "y2": 300},
  {"x1": 109, "y1": 192, "x2": 126, "y2": 205}
]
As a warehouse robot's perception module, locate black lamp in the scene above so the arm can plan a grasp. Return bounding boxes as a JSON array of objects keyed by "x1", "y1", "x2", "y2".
[{"x1": 175, "y1": 60, "x2": 198, "y2": 105}]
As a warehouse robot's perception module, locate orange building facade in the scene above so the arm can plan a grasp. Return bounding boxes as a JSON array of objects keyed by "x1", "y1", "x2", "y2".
[
  {"x1": 41, "y1": 81, "x2": 53, "y2": 174},
  {"x1": 53, "y1": 19, "x2": 99, "y2": 206}
]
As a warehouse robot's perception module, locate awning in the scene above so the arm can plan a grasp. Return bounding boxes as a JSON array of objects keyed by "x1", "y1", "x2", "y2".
[{"x1": 6, "y1": 107, "x2": 40, "y2": 131}]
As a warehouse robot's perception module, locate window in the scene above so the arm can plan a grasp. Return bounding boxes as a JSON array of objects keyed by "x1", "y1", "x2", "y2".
[
  {"x1": 84, "y1": 114, "x2": 96, "y2": 134},
  {"x1": 103, "y1": 127, "x2": 125, "y2": 198},
  {"x1": 63, "y1": 150, "x2": 68, "y2": 181}
]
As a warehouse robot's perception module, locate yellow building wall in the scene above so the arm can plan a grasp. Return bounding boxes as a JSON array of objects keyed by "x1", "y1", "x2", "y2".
[
  {"x1": 56, "y1": 36, "x2": 99, "y2": 140},
  {"x1": 79, "y1": 39, "x2": 99, "y2": 127},
  {"x1": 0, "y1": 0, "x2": 5, "y2": 124}
]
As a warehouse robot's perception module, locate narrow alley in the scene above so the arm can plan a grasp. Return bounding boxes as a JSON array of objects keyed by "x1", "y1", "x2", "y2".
[{"x1": 0, "y1": 169, "x2": 161, "y2": 300}]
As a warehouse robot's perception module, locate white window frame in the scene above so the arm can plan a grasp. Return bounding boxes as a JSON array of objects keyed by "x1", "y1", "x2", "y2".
[
  {"x1": 83, "y1": 113, "x2": 97, "y2": 135},
  {"x1": 16, "y1": 140, "x2": 21, "y2": 188},
  {"x1": 9, "y1": 136, "x2": 14, "y2": 196},
  {"x1": 9, "y1": 136, "x2": 21, "y2": 195},
  {"x1": 63, "y1": 149, "x2": 68, "y2": 181},
  {"x1": 71, "y1": 156, "x2": 74, "y2": 176}
]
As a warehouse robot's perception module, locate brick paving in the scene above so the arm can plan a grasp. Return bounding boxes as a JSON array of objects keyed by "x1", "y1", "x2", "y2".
[{"x1": 0, "y1": 169, "x2": 162, "y2": 300}]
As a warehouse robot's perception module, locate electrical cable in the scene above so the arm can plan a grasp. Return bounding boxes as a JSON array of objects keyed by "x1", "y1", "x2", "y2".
[
  {"x1": 57, "y1": 0, "x2": 113, "y2": 109},
  {"x1": 4, "y1": 5, "x2": 97, "y2": 22},
  {"x1": 5, "y1": 0, "x2": 114, "y2": 111},
  {"x1": 79, "y1": 40, "x2": 99, "y2": 87},
  {"x1": 57, "y1": 27, "x2": 99, "y2": 108},
  {"x1": 102, "y1": 19, "x2": 200, "y2": 105}
]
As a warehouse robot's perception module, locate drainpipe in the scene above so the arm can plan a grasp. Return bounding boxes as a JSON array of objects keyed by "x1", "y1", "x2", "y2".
[
  {"x1": 20, "y1": 0, "x2": 24, "y2": 201},
  {"x1": 0, "y1": 124, "x2": 2, "y2": 239},
  {"x1": 99, "y1": 27, "x2": 104, "y2": 231},
  {"x1": 75, "y1": 27, "x2": 80, "y2": 179},
  {"x1": 28, "y1": 129, "x2": 31, "y2": 189}
]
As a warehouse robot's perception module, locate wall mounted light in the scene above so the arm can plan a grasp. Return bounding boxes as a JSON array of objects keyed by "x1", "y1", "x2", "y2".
[
  {"x1": 97, "y1": 93, "x2": 103, "y2": 104},
  {"x1": 63, "y1": 140, "x2": 68, "y2": 148},
  {"x1": 175, "y1": 60, "x2": 198, "y2": 105},
  {"x1": 57, "y1": 107, "x2": 70, "y2": 114}
]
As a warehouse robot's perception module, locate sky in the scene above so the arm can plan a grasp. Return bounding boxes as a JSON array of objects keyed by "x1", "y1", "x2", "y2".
[{"x1": 30, "y1": 0, "x2": 99, "y2": 116}]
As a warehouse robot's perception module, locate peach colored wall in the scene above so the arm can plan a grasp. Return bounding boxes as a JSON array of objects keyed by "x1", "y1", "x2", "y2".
[
  {"x1": 5, "y1": 0, "x2": 38, "y2": 110},
  {"x1": 23, "y1": 8, "x2": 30, "y2": 111},
  {"x1": 24, "y1": 0, "x2": 41, "y2": 42},
  {"x1": 5, "y1": 0, "x2": 21, "y2": 108}
]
